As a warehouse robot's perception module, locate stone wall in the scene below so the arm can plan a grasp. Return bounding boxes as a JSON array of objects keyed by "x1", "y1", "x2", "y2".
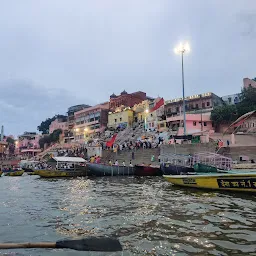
[{"x1": 160, "y1": 143, "x2": 216, "y2": 156}]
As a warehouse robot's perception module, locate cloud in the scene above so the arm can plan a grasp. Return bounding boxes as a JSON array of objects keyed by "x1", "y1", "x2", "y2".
[{"x1": 0, "y1": 79, "x2": 94, "y2": 136}]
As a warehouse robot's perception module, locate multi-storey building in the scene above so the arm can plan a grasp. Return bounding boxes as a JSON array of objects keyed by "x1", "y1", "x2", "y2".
[
  {"x1": 74, "y1": 102, "x2": 109, "y2": 142},
  {"x1": 164, "y1": 92, "x2": 223, "y2": 135},
  {"x1": 243, "y1": 77, "x2": 256, "y2": 89},
  {"x1": 49, "y1": 117, "x2": 68, "y2": 134},
  {"x1": 17, "y1": 132, "x2": 42, "y2": 157},
  {"x1": 109, "y1": 90, "x2": 147, "y2": 110},
  {"x1": 67, "y1": 104, "x2": 91, "y2": 130},
  {"x1": 221, "y1": 93, "x2": 240, "y2": 105}
]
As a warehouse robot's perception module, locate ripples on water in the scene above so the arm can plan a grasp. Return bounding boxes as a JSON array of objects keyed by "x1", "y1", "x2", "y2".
[{"x1": 0, "y1": 175, "x2": 255, "y2": 255}]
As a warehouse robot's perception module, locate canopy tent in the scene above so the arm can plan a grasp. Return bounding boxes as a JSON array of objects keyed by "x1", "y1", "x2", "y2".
[
  {"x1": 224, "y1": 110, "x2": 256, "y2": 134},
  {"x1": 48, "y1": 157, "x2": 86, "y2": 163}
]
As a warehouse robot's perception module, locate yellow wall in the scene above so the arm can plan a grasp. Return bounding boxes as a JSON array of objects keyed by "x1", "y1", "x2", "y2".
[{"x1": 108, "y1": 109, "x2": 134, "y2": 128}]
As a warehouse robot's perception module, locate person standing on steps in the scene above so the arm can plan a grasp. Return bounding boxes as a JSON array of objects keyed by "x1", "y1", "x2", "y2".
[{"x1": 132, "y1": 151, "x2": 135, "y2": 160}]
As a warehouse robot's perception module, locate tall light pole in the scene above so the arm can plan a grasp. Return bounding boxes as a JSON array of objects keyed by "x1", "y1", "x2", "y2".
[
  {"x1": 144, "y1": 109, "x2": 149, "y2": 132},
  {"x1": 174, "y1": 42, "x2": 190, "y2": 135}
]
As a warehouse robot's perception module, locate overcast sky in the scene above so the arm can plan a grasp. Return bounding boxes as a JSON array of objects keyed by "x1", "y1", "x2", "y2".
[{"x1": 0, "y1": 0, "x2": 255, "y2": 136}]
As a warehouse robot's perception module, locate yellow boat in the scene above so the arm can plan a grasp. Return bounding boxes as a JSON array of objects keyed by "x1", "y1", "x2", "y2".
[
  {"x1": 34, "y1": 156, "x2": 88, "y2": 178},
  {"x1": 163, "y1": 171, "x2": 256, "y2": 192},
  {"x1": 4, "y1": 170, "x2": 24, "y2": 176},
  {"x1": 0, "y1": 171, "x2": 3, "y2": 177},
  {"x1": 34, "y1": 169, "x2": 87, "y2": 178}
]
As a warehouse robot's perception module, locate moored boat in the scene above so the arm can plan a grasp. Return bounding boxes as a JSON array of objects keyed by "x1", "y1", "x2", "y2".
[
  {"x1": 34, "y1": 169, "x2": 87, "y2": 178},
  {"x1": 160, "y1": 162, "x2": 194, "y2": 175},
  {"x1": 163, "y1": 171, "x2": 256, "y2": 192},
  {"x1": 87, "y1": 163, "x2": 134, "y2": 176},
  {"x1": 4, "y1": 170, "x2": 24, "y2": 176},
  {"x1": 0, "y1": 171, "x2": 3, "y2": 177},
  {"x1": 135, "y1": 164, "x2": 161, "y2": 176},
  {"x1": 193, "y1": 163, "x2": 218, "y2": 172},
  {"x1": 35, "y1": 156, "x2": 88, "y2": 178}
]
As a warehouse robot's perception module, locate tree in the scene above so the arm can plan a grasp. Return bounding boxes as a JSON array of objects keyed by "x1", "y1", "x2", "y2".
[
  {"x1": 39, "y1": 129, "x2": 63, "y2": 149},
  {"x1": 211, "y1": 105, "x2": 238, "y2": 126},
  {"x1": 6, "y1": 137, "x2": 15, "y2": 145},
  {"x1": 211, "y1": 86, "x2": 256, "y2": 126},
  {"x1": 37, "y1": 115, "x2": 67, "y2": 134}
]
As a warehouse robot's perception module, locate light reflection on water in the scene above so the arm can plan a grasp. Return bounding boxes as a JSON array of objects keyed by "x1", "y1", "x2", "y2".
[{"x1": 0, "y1": 176, "x2": 256, "y2": 255}]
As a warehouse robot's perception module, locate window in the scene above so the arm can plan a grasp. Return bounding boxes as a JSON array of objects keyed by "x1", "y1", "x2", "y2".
[
  {"x1": 195, "y1": 104, "x2": 199, "y2": 109},
  {"x1": 120, "y1": 117, "x2": 122, "y2": 121},
  {"x1": 176, "y1": 107, "x2": 179, "y2": 112},
  {"x1": 193, "y1": 121, "x2": 196, "y2": 126},
  {"x1": 202, "y1": 103, "x2": 205, "y2": 108},
  {"x1": 228, "y1": 97, "x2": 231, "y2": 103},
  {"x1": 114, "y1": 119, "x2": 117, "y2": 123},
  {"x1": 204, "y1": 122, "x2": 207, "y2": 126},
  {"x1": 207, "y1": 102, "x2": 210, "y2": 107}
]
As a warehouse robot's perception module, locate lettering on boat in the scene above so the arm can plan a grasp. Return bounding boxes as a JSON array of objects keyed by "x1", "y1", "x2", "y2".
[
  {"x1": 182, "y1": 178, "x2": 197, "y2": 185},
  {"x1": 217, "y1": 178, "x2": 256, "y2": 189}
]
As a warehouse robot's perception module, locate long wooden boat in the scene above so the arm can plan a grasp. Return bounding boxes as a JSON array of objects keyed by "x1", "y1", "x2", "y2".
[
  {"x1": 34, "y1": 169, "x2": 88, "y2": 178},
  {"x1": 4, "y1": 170, "x2": 24, "y2": 176},
  {"x1": 87, "y1": 163, "x2": 134, "y2": 176},
  {"x1": 135, "y1": 165, "x2": 161, "y2": 176},
  {"x1": 163, "y1": 171, "x2": 256, "y2": 192},
  {"x1": 160, "y1": 163, "x2": 194, "y2": 175}
]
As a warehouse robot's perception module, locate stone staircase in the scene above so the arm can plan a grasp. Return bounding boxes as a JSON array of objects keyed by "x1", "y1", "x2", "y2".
[{"x1": 102, "y1": 148, "x2": 160, "y2": 165}]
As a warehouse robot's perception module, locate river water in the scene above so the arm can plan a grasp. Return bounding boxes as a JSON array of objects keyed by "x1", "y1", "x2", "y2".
[{"x1": 0, "y1": 175, "x2": 255, "y2": 256}]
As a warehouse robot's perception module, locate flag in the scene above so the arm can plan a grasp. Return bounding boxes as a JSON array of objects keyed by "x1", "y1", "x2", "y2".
[
  {"x1": 106, "y1": 134, "x2": 117, "y2": 147},
  {"x1": 150, "y1": 98, "x2": 164, "y2": 113}
]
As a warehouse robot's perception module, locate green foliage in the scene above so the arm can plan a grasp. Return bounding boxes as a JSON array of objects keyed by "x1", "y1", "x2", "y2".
[
  {"x1": 37, "y1": 115, "x2": 67, "y2": 134},
  {"x1": 211, "y1": 105, "x2": 238, "y2": 126},
  {"x1": 6, "y1": 137, "x2": 15, "y2": 145},
  {"x1": 39, "y1": 129, "x2": 63, "y2": 149},
  {"x1": 211, "y1": 86, "x2": 256, "y2": 125}
]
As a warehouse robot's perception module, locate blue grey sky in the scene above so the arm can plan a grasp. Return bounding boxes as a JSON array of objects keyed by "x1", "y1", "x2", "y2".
[{"x1": 0, "y1": 0, "x2": 255, "y2": 136}]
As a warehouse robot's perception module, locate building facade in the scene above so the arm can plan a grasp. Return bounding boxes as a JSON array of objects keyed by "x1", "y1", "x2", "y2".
[
  {"x1": 166, "y1": 113, "x2": 214, "y2": 135},
  {"x1": 108, "y1": 108, "x2": 134, "y2": 129},
  {"x1": 67, "y1": 104, "x2": 91, "y2": 130},
  {"x1": 109, "y1": 90, "x2": 147, "y2": 110},
  {"x1": 221, "y1": 93, "x2": 240, "y2": 105},
  {"x1": 17, "y1": 132, "x2": 42, "y2": 156},
  {"x1": 49, "y1": 118, "x2": 68, "y2": 134},
  {"x1": 243, "y1": 78, "x2": 256, "y2": 89},
  {"x1": 74, "y1": 102, "x2": 109, "y2": 141},
  {"x1": 165, "y1": 92, "x2": 223, "y2": 118}
]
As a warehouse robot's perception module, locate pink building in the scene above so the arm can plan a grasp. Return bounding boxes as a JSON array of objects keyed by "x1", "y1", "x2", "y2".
[
  {"x1": 49, "y1": 119, "x2": 67, "y2": 134},
  {"x1": 166, "y1": 113, "x2": 214, "y2": 135},
  {"x1": 74, "y1": 102, "x2": 109, "y2": 142},
  {"x1": 243, "y1": 78, "x2": 256, "y2": 89},
  {"x1": 17, "y1": 132, "x2": 41, "y2": 157}
]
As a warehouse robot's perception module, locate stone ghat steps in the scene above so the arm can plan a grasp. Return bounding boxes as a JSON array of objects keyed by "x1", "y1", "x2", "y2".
[{"x1": 102, "y1": 148, "x2": 160, "y2": 165}]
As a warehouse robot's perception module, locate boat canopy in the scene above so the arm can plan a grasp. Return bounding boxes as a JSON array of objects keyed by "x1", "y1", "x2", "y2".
[{"x1": 48, "y1": 157, "x2": 86, "y2": 163}]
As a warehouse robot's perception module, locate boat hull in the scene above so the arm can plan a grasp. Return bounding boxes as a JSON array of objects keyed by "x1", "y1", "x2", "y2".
[
  {"x1": 161, "y1": 163, "x2": 194, "y2": 175},
  {"x1": 0, "y1": 171, "x2": 2, "y2": 176},
  {"x1": 4, "y1": 170, "x2": 24, "y2": 176},
  {"x1": 87, "y1": 163, "x2": 134, "y2": 176},
  {"x1": 135, "y1": 165, "x2": 161, "y2": 176},
  {"x1": 34, "y1": 169, "x2": 88, "y2": 178},
  {"x1": 163, "y1": 172, "x2": 256, "y2": 192}
]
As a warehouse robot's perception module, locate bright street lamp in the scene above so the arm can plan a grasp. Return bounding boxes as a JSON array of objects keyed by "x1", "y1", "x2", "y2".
[{"x1": 174, "y1": 42, "x2": 190, "y2": 135}]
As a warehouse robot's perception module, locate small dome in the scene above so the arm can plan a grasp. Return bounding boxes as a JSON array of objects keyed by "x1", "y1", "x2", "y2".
[
  {"x1": 110, "y1": 93, "x2": 117, "y2": 98},
  {"x1": 121, "y1": 90, "x2": 128, "y2": 95}
]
